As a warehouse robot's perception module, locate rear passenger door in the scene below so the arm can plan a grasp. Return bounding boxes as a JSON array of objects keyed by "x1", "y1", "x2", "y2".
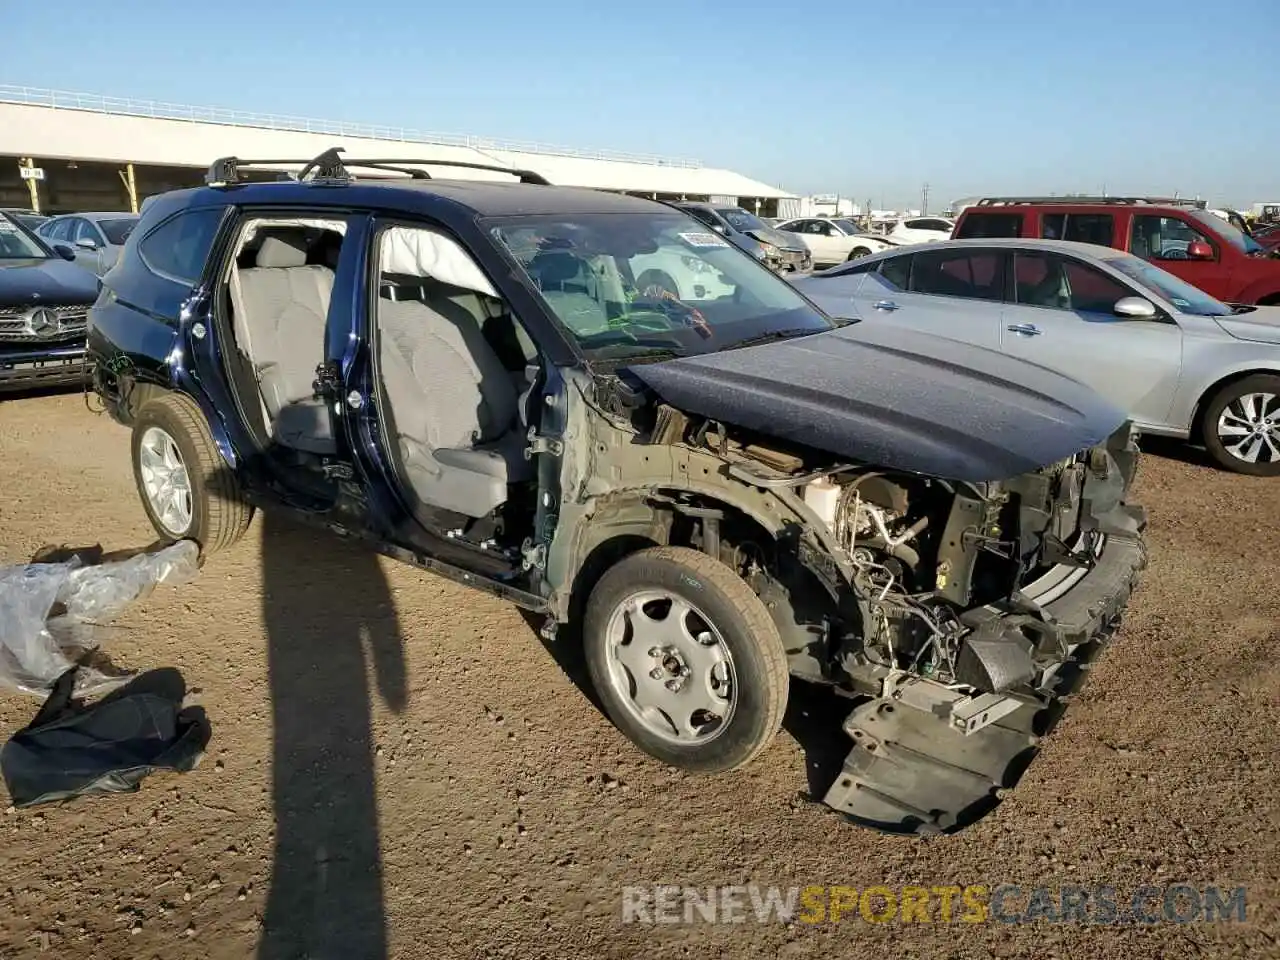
[
  {"x1": 999, "y1": 250, "x2": 1183, "y2": 425},
  {"x1": 854, "y1": 247, "x2": 1006, "y2": 350}
]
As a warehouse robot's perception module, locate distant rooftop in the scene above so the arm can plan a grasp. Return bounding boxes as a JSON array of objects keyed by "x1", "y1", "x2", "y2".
[{"x1": 0, "y1": 85, "x2": 704, "y2": 169}]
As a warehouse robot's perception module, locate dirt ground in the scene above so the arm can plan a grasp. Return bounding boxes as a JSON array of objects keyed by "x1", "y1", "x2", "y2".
[{"x1": 0, "y1": 391, "x2": 1276, "y2": 960}]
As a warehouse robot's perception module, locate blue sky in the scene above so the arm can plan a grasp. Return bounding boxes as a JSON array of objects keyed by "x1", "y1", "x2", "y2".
[{"x1": 4, "y1": 0, "x2": 1278, "y2": 208}]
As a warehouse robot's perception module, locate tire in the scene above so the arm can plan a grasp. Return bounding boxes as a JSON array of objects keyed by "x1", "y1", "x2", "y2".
[
  {"x1": 848, "y1": 246, "x2": 872, "y2": 260},
  {"x1": 131, "y1": 392, "x2": 254, "y2": 551},
  {"x1": 1200, "y1": 374, "x2": 1280, "y2": 476},
  {"x1": 582, "y1": 546, "x2": 789, "y2": 774}
]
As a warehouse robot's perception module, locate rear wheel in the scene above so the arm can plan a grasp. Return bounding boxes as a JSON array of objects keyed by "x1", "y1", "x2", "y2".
[
  {"x1": 1200, "y1": 374, "x2": 1280, "y2": 475},
  {"x1": 582, "y1": 546, "x2": 789, "y2": 774},
  {"x1": 131, "y1": 393, "x2": 254, "y2": 551}
]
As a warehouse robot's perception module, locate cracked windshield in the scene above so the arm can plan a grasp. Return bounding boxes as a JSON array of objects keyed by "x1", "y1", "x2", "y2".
[{"x1": 491, "y1": 212, "x2": 836, "y2": 359}]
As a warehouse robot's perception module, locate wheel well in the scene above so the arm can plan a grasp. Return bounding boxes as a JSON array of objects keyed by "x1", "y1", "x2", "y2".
[
  {"x1": 1256, "y1": 293, "x2": 1280, "y2": 306},
  {"x1": 1191, "y1": 369, "x2": 1280, "y2": 442},
  {"x1": 562, "y1": 492, "x2": 844, "y2": 683}
]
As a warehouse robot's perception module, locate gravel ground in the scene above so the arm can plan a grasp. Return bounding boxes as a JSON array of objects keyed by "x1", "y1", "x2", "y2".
[{"x1": 0, "y1": 392, "x2": 1276, "y2": 960}]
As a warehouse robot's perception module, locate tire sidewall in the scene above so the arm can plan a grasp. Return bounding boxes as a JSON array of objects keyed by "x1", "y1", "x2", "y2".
[
  {"x1": 131, "y1": 401, "x2": 211, "y2": 544},
  {"x1": 1202, "y1": 375, "x2": 1280, "y2": 476},
  {"x1": 583, "y1": 551, "x2": 785, "y2": 773}
]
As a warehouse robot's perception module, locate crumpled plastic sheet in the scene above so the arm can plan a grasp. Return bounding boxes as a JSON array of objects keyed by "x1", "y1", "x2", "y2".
[{"x1": 0, "y1": 540, "x2": 200, "y2": 697}]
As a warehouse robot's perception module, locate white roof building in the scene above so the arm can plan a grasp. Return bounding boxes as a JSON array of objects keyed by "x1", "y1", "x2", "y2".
[{"x1": 0, "y1": 86, "x2": 795, "y2": 213}]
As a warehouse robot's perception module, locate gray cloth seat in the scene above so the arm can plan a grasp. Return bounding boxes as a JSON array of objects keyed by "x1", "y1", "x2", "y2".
[
  {"x1": 232, "y1": 232, "x2": 337, "y2": 454},
  {"x1": 378, "y1": 296, "x2": 534, "y2": 518}
]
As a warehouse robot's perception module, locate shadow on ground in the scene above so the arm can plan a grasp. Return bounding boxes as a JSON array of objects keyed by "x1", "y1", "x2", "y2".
[
  {"x1": 1138, "y1": 435, "x2": 1219, "y2": 471},
  {"x1": 257, "y1": 512, "x2": 406, "y2": 960}
]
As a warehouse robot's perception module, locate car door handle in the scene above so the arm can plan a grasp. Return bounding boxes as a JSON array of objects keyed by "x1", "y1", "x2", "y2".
[
  {"x1": 873, "y1": 300, "x2": 900, "y2": 312},
  {"x1": 1006, "y1": 323, "x2": 1042, "y2": 336}
]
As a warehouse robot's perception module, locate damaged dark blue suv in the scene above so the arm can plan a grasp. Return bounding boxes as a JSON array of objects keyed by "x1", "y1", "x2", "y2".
[{"x1": 87, "y1": 149, "x2": 1148, "y2": 833}]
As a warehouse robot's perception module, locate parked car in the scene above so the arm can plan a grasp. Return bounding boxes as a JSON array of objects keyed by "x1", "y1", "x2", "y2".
[
  {"x1": 953, "y1": 197, "x2": 1280, "y2": 305},
  {"x1": 36, "y1": 211, "x2": 139, "y2": 276},
  {"x1": 774, "y1": 217, "x2": 904, "y2": 267},
  {"x1": 887, "y1": 216, "x2": 955, "y2": 244},
  {"x1": 0, "y1": 212, "x2": 98, "y2": 392},
  {"x1": 88, "y1": 150, "x2": 1146, "y2": 832},
  {"x1": 1, "y1": 207, "x2": 48, "y2": 232},
  {"x1": 674, "y1": 203, "x2": 812, "y2": 275},
  {"x1": 794, "y1": 237, "x2": 1280, "y2": 475}
]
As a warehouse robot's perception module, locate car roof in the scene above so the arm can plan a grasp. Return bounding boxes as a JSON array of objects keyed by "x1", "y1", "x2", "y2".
[
  {"x1": 163, "y1": 177, "x2": 674, "y2": 219},
  {"x1": 858, "y1": 237, "x2": 1132, "y2": 261}
]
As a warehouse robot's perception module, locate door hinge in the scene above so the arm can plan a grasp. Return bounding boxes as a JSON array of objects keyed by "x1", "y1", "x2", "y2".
[
  {"x1": 313, "y1": 360, "x2": 342, "y2": 400},
  {"x1": 320, "y1": 459, "x2": 355, "y2": 481},
  {"x1": 521, "y1": 538, "x2": 547, "y2": 571},
  {"x1": 525, "y1": 427, "x2": 563, "y2": 458}
]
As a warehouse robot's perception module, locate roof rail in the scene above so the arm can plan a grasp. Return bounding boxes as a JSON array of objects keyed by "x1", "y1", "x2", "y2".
[
  {"x1": 975, "y1": 196, "x2": 1207, "y2": 209},
  {"x1": 205, "y1": 146, "x2": 552, "y2": 187}
]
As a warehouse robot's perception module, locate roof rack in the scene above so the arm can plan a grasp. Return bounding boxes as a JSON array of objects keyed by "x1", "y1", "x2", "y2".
[
  {"x1": 204, "y1": 146, "x2": 551, "y2": 187},
  {"x1": 975, "y1": 196, "x2": 1207, "y2": 209}
]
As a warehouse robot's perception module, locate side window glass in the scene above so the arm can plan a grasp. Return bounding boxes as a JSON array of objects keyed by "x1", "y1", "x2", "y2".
[
  {"x1": 956, "y1": 213, "x2": 1023, "y2": 239},
  {"x1": 1131, "y1": 215, "x2": 1211, "y2": 262},
  {"x1": 1061, "y1": 259, "x2": 1131, "y2": 314},
  {"x1": 1013, "y1": 252, "x2": 1067, "y2": 308},
  {"x1": 803, "y1": 221, "x2": 824, "y2": 235},
  {"x1": 1062, "y1": 214, "x2": 1114, "y2": 247},
  {"x1": 686, "y1": 208, "x2": 718, "y2": 229},
  {"x1": 1040, "y1": 213, "x2": 1066, "y2": 240},
  {"x1": 876, "y1": 255, "x2": 912, "y2": 292},
  {"x1": 72, "y1": 219, "x2": 99, "y2": 245},
  {"x1": 47, "y1": 219, "x2": 71, "y2": 241},
  {"x1": 139, "y1": 208, "x2": 226, "y2": 284},
  {"x1": 909, "y1": 250, "x2": 1002, "y2": 300}
]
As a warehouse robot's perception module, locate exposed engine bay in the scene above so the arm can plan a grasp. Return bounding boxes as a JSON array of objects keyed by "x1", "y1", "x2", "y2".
[{"x1": 632, "y1": 400, "x2": 1148, "y2": 834}]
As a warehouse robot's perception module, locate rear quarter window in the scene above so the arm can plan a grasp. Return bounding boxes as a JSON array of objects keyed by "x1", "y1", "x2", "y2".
[
  {"x1": 138, "y1": 207, "x2": 226, "y2": 284},
  {"x1": 955, "y1": 213, "x2": 1023, "y2": 239}
]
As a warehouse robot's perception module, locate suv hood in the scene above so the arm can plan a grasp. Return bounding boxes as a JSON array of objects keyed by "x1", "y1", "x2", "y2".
[
  {"x1": 0, "y1": 258, "x2": 99, "y2": 308},
  {"x1": 628, "y1": 324, "x2": 1127, "y2": 482},
  {"x1": 1215, "y1": 306, "x2": 1280, "y2": 345}
]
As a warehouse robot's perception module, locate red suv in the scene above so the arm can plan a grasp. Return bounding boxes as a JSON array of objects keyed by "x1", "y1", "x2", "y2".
[{"x1": 953, "y1": 197, "x2": 1280, "y2": 305}]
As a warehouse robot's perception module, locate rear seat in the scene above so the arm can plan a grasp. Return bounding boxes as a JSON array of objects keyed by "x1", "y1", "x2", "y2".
[{"x1": 231, "y1": 231, "x2": 337, "y2": 454}]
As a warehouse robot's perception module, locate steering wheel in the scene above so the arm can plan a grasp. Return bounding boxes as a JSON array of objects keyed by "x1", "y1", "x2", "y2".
[{"x1": 1160, "y1": 245, "x2": 1189, "y2": 260}]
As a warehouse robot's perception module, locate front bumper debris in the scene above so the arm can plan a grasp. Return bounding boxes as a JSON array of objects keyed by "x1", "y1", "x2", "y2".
[
  {"x1": 822, "y1": 531, "x2": 1148, "y2": 835},
  {"x1": 0, "y1": 344, "x2": 87, "y2": 391}
]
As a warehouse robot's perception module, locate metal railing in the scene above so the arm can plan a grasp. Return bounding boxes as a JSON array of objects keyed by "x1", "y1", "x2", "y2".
[{"x1": 0, "y1": 85, "x2": 703, "y2": 169}]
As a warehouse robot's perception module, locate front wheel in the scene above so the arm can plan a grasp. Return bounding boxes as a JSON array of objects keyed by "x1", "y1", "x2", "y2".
[
  {"x1": 848, "y1": 246, "x2": 872, "y2": 260},
  {"x1": 582, "y1": 546, "x2": 789, "y2": 774},
  {"x1": 131, "y1": 393, "x2": 255, "y2": 551},
  {"x1": 1201, "y1": 374, "x2": 1280, "y2": 475}
]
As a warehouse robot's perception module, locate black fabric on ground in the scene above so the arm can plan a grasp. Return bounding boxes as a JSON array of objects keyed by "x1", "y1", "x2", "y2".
[{"x1": 0, "y1": 666, "x2": 208, "y2": 807}]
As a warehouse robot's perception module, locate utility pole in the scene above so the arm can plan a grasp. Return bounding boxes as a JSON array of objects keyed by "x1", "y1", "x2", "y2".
[{"x1": 921, "y1": 182, "x2": 930, "y2": 216}]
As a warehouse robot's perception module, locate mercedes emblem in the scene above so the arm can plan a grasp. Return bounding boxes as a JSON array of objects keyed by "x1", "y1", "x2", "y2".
[{"x1": 25, "y1": 307, "x2": 60, "y2": 337}]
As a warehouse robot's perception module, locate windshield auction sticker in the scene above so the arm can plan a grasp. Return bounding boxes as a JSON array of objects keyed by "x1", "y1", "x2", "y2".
[{"x1": 677, "y1": 231, "x2": 731, "y2": 248}]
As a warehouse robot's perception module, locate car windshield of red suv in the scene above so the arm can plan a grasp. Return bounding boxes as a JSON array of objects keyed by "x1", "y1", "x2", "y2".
[
  {"x1": 1189, "y1": 210, "x2": 1266, "y2": 256},
  {"x1": 1108, "y1": 254, "x2": 1233, "y2": 316}
]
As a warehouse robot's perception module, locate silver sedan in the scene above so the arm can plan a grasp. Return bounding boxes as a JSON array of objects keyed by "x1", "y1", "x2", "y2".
[{"x1": 792, "y1": 237, "x2": 1280, "y2": 475}]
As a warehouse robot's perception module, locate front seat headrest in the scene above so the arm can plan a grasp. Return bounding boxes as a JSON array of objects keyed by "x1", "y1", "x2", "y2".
[{"x1": 256, "y1": 233, "x2": 309, "y2": 268}]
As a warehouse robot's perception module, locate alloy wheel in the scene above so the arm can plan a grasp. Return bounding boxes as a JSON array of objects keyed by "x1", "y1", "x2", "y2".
[{"x1": 138, "y1": 426, "x2": 194, "y2": 536}]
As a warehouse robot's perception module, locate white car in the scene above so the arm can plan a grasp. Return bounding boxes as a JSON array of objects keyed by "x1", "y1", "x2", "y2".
[
  {"x1": 887, "y1": 216, "x2": 955, "y2": 244},
  {"x1": 773, "y1": 217, "x2": 903, "y2": 268}
]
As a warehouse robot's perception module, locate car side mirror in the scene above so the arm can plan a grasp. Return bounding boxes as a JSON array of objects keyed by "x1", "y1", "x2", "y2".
[
  {"x1": 75, "y1": 237, "x2": 99, "y2": 251},
  {"x1": 1186, "y1": 240, "x2": 1214, "y2": 260},
  {"x1": 1114, "y1": 296, "x2": 1157, "y2": 319},
  {"x1": 52, "y1": 243, "x2": 77, "y2": 262}
]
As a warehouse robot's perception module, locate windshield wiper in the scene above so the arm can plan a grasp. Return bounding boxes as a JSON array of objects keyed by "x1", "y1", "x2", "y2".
[{"x1": 719, "y1": 325, "x2": 846, "y2": 352}]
